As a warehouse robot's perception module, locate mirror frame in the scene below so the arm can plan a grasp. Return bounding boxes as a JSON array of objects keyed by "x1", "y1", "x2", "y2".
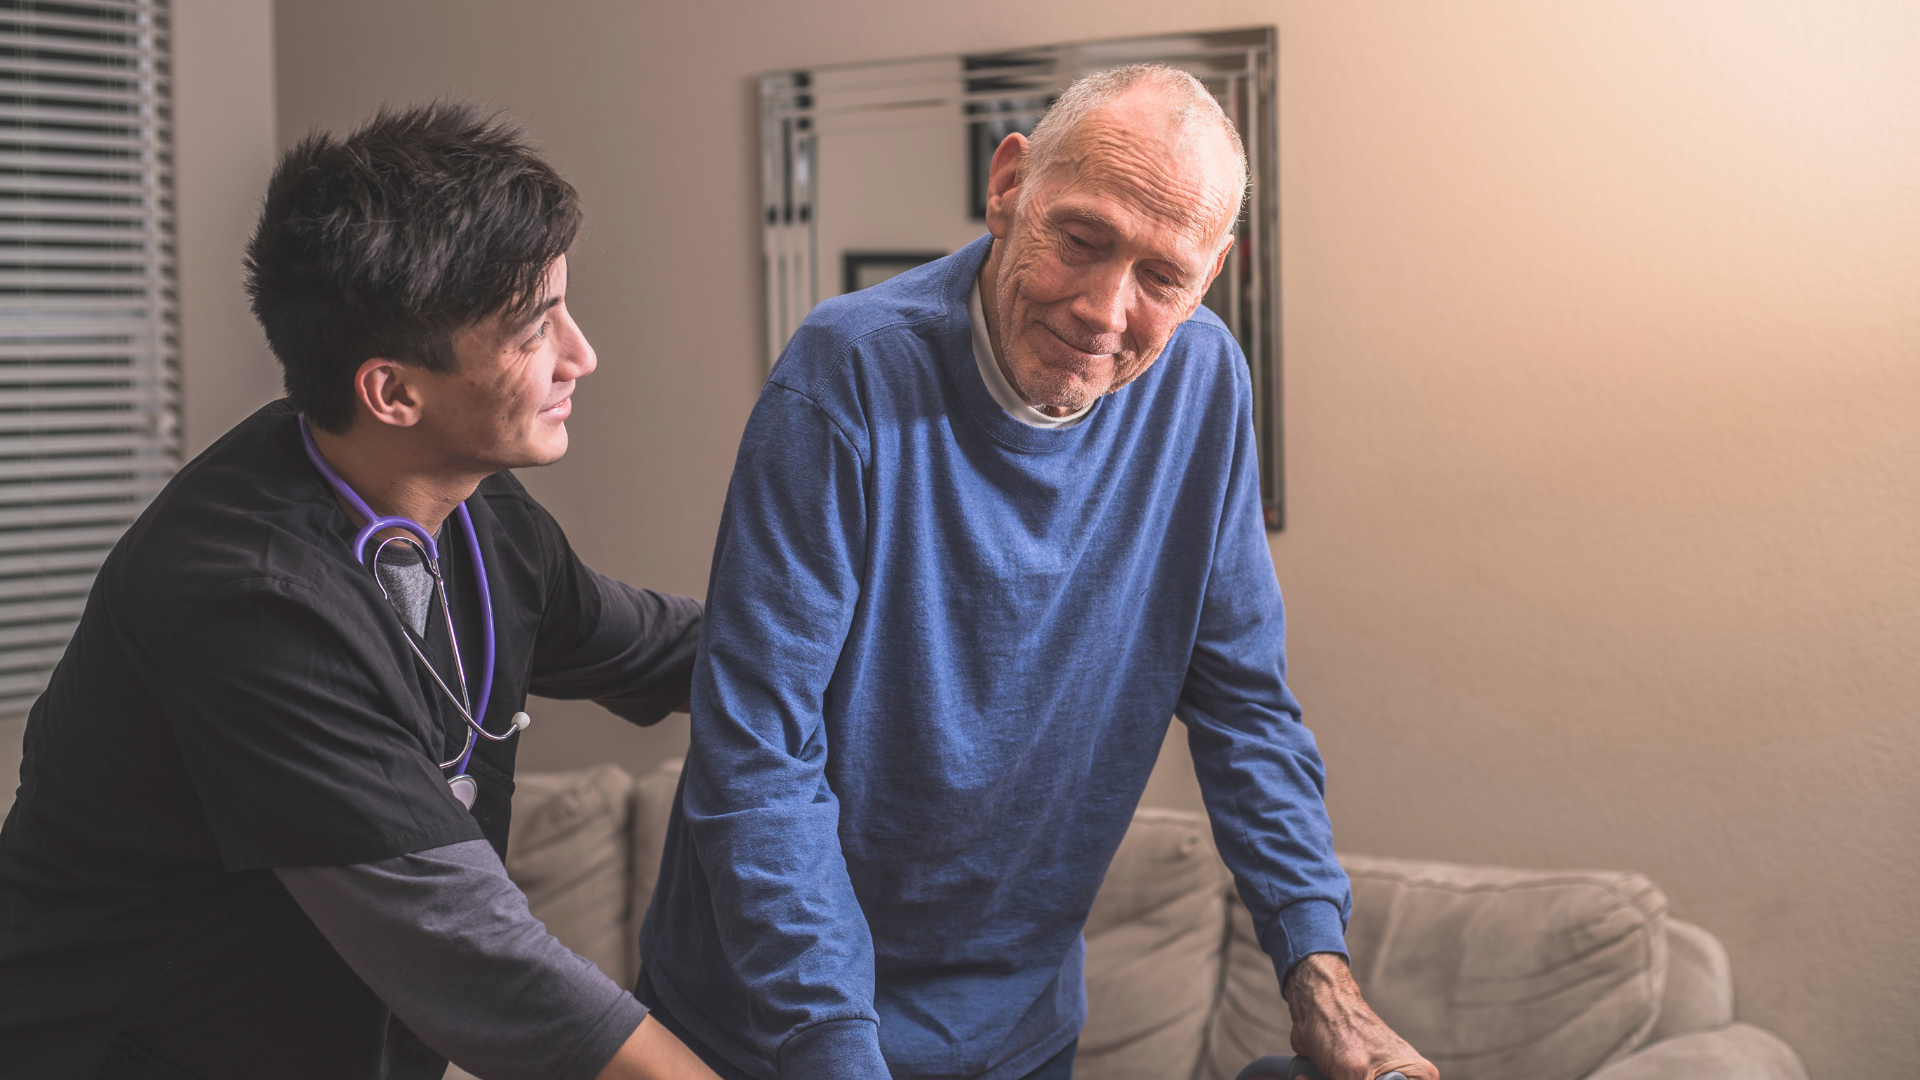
[{"x1": 761, "y1": 28, "x2": 1283, "y2": 528}]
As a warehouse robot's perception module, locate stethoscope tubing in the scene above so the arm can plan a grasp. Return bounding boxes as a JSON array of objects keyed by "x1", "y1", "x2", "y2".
[
  {"x1": 298, "y1": 416, "x2": 508, "y2": 777},
  {"x1": 371, "y1": 535, "x2": 494, "y2": 770}
]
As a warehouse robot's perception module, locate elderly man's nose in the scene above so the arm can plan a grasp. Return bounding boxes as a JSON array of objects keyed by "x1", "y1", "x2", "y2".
[{"x1": 1072, "y1": 267, "x2": 1130, "y2": 335}]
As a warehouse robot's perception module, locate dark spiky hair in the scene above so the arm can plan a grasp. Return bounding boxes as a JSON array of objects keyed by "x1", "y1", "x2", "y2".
[{"x1": 244, "y1": 102, "x2": 583, "y2": 432}]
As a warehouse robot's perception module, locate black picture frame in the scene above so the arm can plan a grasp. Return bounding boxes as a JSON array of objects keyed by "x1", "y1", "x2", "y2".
[{"x1": 842, "y1": 251, "x2": 948, "y2": 294}]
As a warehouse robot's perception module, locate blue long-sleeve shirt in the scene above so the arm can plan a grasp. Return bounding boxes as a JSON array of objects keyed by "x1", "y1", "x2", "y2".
[{"x1": 640, "y1": 234, "x2": 1350, "y2": 1080}]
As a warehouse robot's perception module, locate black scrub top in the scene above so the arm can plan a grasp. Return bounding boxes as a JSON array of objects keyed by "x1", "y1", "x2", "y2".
[{"x1": 0, "y1": 400, "x2": 702, "y2": 1078}]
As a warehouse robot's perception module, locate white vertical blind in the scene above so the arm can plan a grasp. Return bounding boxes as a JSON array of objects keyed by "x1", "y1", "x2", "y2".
[{"x1": 0, "y1": 0, "x2": 176, "y2": 715}]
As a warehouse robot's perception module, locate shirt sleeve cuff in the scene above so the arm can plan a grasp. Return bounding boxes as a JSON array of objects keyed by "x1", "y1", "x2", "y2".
[
  {"x1": 555, "y1": 992, "x2": 649, "y2": 1080},
  {"x1": 780, "y1": 1018, "x2": 889, "y2": 1080},
  {"x1": 1259, "y1": 896, "x2": 1350, "y2": 984}
]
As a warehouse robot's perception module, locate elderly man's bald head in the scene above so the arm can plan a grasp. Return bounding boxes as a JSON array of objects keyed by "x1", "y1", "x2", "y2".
[
  {"x1": 975, "y1": 64, "x2": 1249, "y2": 418},
  {"x1": 1022, "y1": 64, "x2": 1247, "y2": 247}
]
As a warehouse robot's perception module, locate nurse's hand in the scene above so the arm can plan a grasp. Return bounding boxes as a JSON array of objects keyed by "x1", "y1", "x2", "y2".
[{"x1": 595, "y1": 1015, "x2": 722, "y2": 1080}]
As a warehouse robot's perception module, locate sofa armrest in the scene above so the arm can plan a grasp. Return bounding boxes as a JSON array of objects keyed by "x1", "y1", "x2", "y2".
[
  {"x1": 626, "y1": 758, "x2": 684, "y2": 981},
  {"x1": 504, "y1": 764, "x2": 636, "y2": 987},
  {"x1": 1646, "y1": 919, "x2": 1734, "y2": 1043},
  {"x1": 1583, "y1": 1023, "x2": 1808, "y2": 1080}
]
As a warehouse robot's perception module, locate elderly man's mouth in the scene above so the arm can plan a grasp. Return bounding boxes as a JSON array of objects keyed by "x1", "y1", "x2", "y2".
[{"x1": 1041, "y1": 325, "x2": 1117, "y2": 363}]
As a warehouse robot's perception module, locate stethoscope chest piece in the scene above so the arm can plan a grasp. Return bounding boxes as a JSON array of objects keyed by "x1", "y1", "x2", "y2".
[{"x1": 448, "y1": 774, "x2": 478, "y2": 810}]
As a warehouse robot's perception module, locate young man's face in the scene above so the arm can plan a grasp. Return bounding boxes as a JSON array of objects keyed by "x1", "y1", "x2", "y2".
[{"x1": 419, "y1": 255, "x2": 596, "y2": 472}]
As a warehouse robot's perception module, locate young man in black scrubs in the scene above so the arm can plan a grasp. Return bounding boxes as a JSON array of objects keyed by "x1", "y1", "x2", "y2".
[{"x1": 0, "y1": 105, "x2": 718, "y2": 1080}]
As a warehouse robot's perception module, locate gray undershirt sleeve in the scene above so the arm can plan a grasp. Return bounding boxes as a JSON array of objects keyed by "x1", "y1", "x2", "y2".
[{"x1": 275, "y1": 838, "x2": 645, "y2": 1080}]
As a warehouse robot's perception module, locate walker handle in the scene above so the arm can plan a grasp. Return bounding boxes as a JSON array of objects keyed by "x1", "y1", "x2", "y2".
[{"x1": 1234, "y1": 1055, "x2": 1409, "y2": 1080}]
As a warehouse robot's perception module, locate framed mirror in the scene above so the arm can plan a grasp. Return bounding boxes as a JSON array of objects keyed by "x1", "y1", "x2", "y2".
[{"x1": 760, "y1": 28, "x2": 1283, "y2": 527}]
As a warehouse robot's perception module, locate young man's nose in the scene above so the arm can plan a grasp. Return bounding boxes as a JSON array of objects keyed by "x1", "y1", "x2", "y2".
[{"x1": 557, "y1": 314, "x2": 597, "y2": 380}]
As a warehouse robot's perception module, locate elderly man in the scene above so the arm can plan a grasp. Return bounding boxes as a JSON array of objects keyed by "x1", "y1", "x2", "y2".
[{"x1": 639, "y1": 66, "x2": 1435, "y2": 1080}]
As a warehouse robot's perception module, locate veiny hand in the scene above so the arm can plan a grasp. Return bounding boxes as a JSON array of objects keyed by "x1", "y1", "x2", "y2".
[{"x1": 1284, "y1": 952, "x2": 1438, "y2": 1080}]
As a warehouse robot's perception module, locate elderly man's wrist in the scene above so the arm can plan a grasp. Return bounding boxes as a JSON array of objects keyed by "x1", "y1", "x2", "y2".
[
  {"x1": 1282, "y1": 951, "x2": 1351, "y2": 1003},
  {"x1": 781, "y1": 1018, "x2": 889, "y2": 1080},
  {"x1": 1261, "y1": 898, "x2": 1349, "y2": 996}
]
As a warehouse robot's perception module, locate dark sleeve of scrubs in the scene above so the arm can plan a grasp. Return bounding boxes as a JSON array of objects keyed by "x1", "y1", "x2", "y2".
[
  {"x1": 524, "y1": 505, "x2": 703, "y2": 725},
  {"x1": 154, "y1": 577, "x2": 482, "y2": 870},
  {"x1": 276, "y1": 839, "x2": 645, "y2": 1080}
]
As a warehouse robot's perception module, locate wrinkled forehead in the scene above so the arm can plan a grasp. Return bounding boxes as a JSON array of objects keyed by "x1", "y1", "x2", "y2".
[{"x1": 1038, "y1": 111, "x2": 1239, "y2": 248}]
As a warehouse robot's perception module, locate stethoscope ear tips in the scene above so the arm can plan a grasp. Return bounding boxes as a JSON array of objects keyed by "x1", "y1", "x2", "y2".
[{"x1": 512, "y1": 711, "x2": 532, "y2": 732}]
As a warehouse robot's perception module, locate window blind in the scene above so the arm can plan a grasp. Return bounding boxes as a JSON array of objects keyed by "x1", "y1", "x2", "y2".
[{"x1": 0, "y1": 0, "x2": 175, "y2": 716}]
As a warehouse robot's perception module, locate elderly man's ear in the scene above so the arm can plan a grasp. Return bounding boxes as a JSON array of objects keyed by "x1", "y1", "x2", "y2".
[
  {"x1": 1208, "y1": 233, "x2": 1235, "y2": 285},
  {"x1": 983, "y1": 132, "x2": 1030, "y2": 239}
]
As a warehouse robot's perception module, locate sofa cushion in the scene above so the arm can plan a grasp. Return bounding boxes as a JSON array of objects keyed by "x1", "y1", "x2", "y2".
[
  {"x1": 504, "y1": 764, "x2": 635, "y2": 985},
  {"x1": 1646, "y1": 918, "x2": 1734, "y2": 1043},
  {"x1": 1339, "y1": 854, "x2": 1669, "y2": 1080},
  {"x1": 1077, "y1": 808, "x2": 1231, "y2": 1080},
  {"x1": 1199, "y1": 894, "x2": 1292, "y2": 1080},
  {"x1": 628, "y1": 758, "x2": 683, "y2": 978},
  {"x1": 1583, "y1": 1023, "x2": 1808, "y2": 1080}
]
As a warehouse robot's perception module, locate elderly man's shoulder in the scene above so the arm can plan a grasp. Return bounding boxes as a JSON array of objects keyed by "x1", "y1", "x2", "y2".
[
  {"x1": 775, "y1": 262, "x2": 958, "y2": 376},
  {"x1": 1176, "y1": 302, "x2": 1235, "y2": 345},
  {"x1": 1167, "y1": 303, "x2": 1250, "y2": 380}
]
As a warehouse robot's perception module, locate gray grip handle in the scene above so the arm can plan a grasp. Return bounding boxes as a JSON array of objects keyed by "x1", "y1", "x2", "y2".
[{"x1": 1234, "y1": 1055, "x2": 1409, "y2": 1080}]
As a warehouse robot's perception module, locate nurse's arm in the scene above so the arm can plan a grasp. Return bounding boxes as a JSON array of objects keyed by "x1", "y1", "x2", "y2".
[
  {"x1": 524, "y1": 497, "x2": 704, "y2": 727},
  {"x1": 594, "y1": 1016, "x2": 716, "y2": 1080},
  {"x1": 276, "y1": 838, "x2": 716, "y2": 1080}
]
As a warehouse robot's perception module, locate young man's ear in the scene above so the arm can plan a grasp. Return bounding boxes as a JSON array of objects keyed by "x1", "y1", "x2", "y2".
[{"x1": 353, "y1": 358, "x2": 425, "y2": 429}]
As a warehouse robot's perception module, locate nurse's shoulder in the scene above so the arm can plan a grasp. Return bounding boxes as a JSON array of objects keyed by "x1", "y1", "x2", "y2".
[{"x1": 102, "y1": 399, "x2": 369, "y2": 619}]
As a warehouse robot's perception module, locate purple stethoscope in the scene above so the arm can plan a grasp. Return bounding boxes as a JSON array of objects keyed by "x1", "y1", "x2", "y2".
[{"x1": 299, "y1": 416, "x2": 529, "y2": 811}]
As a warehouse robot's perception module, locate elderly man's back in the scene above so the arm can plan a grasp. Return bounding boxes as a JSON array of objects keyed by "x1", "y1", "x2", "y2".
[{"x1": 637, "y1": 235, "x2": 1346, "y2": 1080}]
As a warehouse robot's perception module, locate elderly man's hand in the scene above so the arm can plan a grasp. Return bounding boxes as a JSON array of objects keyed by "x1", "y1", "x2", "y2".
[{"x1": 1284, "y1": 953, "x2": 1438, "y2": 1080}]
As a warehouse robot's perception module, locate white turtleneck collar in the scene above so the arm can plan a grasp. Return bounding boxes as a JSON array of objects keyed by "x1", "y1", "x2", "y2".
[{"x1": 968, "y1": 276, "x2": 1094, "y2": 430}]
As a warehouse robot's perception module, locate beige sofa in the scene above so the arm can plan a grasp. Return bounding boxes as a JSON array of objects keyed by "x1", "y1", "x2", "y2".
[{"x1": 465, "y1": 761, "x2": 1808, "y2": 1080}]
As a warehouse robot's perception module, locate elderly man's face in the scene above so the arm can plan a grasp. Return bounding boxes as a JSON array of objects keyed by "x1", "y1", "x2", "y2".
[{"x1": 981, "y1": 93, "x2": 1239, "y2": 415}]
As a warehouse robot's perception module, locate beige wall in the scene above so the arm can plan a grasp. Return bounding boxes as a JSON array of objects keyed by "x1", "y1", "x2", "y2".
[
  {"x1": 814, "y1": 108, "x2": 990, "y2": 303},
  {"x1": 270, "y1": 1, "x2": 1919, "y2": 1076},
  {"x1": 177, "y1": 0, "x2": 282, "y2": 455}
]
